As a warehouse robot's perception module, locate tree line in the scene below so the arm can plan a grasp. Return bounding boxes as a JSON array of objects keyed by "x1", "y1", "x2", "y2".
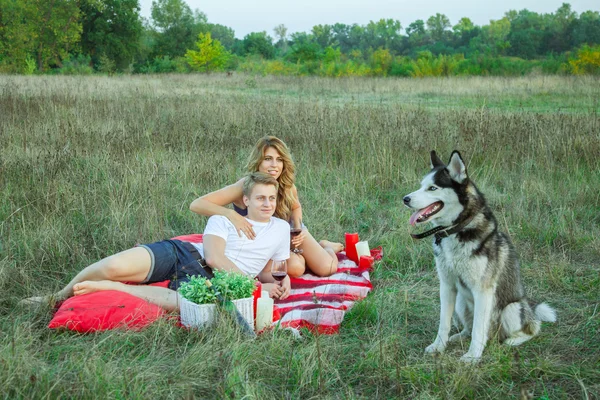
[{"x1": 1, "y1": 0, "x2": 599, "y2": 76}]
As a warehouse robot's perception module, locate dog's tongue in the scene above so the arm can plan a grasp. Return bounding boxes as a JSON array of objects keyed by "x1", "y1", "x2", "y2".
[{"x1": 409, "y1": 204, "x2": 437, "y2": 226}]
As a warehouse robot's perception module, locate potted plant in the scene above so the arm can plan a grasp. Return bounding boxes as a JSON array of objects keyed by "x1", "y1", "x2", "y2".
[{"x1": 178, "y1": 270, "x2": 256, "y2": 329}]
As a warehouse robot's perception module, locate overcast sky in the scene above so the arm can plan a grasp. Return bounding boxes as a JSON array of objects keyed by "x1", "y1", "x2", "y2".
[{"x1": 138, "y1": 0, "x2": 599, "y2": 39}]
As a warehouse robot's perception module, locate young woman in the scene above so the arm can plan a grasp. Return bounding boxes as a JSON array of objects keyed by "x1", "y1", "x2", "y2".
[{"x1": 190, "y1": 136, "x2": 343, "y2": 277}]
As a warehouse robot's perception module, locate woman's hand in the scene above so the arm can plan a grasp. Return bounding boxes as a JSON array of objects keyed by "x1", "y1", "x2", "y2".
[
  {"x1": 291, "y1": 228, "x2": 307, "y2": 249},
  {"x1": 227, "y1": 209, "x2": 256, "y2": 240}
]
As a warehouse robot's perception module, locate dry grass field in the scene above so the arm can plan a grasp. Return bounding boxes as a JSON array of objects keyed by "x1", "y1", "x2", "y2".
[{"x1": 1, "y1": 74, "x2": 599, "y2": 399}]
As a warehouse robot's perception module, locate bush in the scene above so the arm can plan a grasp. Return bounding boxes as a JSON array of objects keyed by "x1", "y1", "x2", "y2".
[
  {"x1": 97, "y1": 54, "x2": 116, "y2": 75},
  {"x1": 224, "y1": 54, "x2": 242, "y2": 71},
  {"x1": 56, "y1": 54, "x2": 93, "y2": 75},
  {"x1": 24, "y1": 55, "x2": 36, "y2": 75},
  {"x1": 410, "y1": 53, "x2": 460, "y2": 77},
  {"x1": 389, "y1": 57, "x2": 414, "y2": 77},
  {"x1": 139, "y1": 56, "x2": 190, "y2": 74},
  {"x1": 371, "y1": 48, "x2": 393, "y2": 76},
  {"x1": 568, "y1": 45, "x2": 600, "y2": 75},
  {"x1": 455, "y1": 55, "x2": 535, "y2": 76},
  {"x1": 540, "y1": 54, "x2": 568, "y2": 74}
]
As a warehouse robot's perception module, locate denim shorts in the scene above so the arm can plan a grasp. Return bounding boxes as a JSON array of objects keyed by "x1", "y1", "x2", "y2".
[{"x1": 138, "y1": 239, "x2": 210, "y2": 290}]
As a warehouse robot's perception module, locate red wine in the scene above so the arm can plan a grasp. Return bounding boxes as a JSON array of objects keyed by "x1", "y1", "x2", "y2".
[
  {"x1": 272, "y1": 272, "x2": 287, "y2": 281},
  {"x1": 290, "y1": 228, "x2": 302, "y2": 237}
]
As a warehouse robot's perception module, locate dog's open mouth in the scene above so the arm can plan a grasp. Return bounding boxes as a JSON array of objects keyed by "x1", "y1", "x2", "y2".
[{"x1": 409, "y1": 201, "x2": 444, "y2": 226}]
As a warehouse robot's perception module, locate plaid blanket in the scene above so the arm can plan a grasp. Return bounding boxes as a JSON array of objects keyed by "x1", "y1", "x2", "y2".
[
  {"x1": 273, "y1": 250, "x2": 377, "y2": 334},
  {"x1": 172, "y1": 234, "x2": 378, "y2": 334}
]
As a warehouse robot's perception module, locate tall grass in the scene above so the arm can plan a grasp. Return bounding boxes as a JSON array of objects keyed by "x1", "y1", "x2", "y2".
[{"x1": 1, "y1": 74, "x2": 599, "y2": 398}]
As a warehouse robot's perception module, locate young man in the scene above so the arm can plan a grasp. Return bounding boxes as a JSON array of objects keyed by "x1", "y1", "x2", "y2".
[{"x1": 22, "y1": 172, "x2": 291, "y2": 311}]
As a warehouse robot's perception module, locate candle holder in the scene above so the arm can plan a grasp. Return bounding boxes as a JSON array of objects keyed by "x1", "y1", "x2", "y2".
[
  {"x1": 345, "y1": 232, "x2": 359, "y2": 264},
  {"x1": 355, "y1": 241, "x2": 370, "y2": 259},
  {"x1": 359, "y1": 255, "x2": 375, "y2": 270}
]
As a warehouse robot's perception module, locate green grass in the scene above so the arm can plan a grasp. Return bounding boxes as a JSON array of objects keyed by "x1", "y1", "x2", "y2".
[{"x1": 1, "y1": 73, "x2": 599, "y2": 399}]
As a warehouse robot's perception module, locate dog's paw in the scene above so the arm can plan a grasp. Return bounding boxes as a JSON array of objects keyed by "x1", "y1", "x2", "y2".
[
  {"x1": 459, "y1": 352, "x2": 481, "y2": 363},
  {"x1": 425, "y1": 342, "x2": 446, "y2": 354}
]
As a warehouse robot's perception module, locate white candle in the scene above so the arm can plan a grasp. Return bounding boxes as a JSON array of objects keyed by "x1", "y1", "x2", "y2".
[{"x1": 355, "y1": 241, "x2": 370, "y2": 259}]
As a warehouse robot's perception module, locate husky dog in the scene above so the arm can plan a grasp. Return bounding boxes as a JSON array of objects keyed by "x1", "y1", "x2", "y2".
[{"x1": 403, "y1": 150, "x2": 556, "y2": 362}]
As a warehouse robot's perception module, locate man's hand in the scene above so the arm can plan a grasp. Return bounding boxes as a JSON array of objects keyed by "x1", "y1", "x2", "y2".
[
  {"x1": 263, "y1": 283, "x2": 283, "y2": 299},
  {"x1": 279, "y1": 275, "x2": 291, "y2": 300},
  {"x1": 263, "y1": 276, "x2": 290, "y2": 300}
]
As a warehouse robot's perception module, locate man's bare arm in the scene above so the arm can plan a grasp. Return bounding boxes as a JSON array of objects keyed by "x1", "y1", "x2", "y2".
[{"x1": 202, "y1": 234, "x2": 245, "y2": 275}]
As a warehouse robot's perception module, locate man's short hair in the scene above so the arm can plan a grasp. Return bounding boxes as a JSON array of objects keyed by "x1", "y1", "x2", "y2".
[{"x1": 242, "y1": 172, "x2": 279, "y2": 198}]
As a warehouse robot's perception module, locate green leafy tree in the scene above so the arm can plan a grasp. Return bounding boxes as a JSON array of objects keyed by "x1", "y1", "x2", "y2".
[
  {"x1": 365, "y1": 19, "x2": 402, "y2": 51},
  {"x1": 348, "y1": 24, "x2": 366, "y2": 52},
  {"x1": 555, "y1": 3, "x2": 578, "y2": 31},
  {"x1": 242, "y1": 31, "x2": 275, "y2": 58},
  {"x1": 506, "y1": 9, "x2": 544, "y2": 58},
  {"x1": 331, "y1": 23, "x2": 353, "y2": 53},
  {"x1": 406, "y1": 19, "x2": 429, "y2": 48},
  {"x1": 452, "y1": 17, "x2": 480, "y2": 51},
  {"x1": 486, "y1": 17, "x2": 511, "y2": 55},
  {"x1": 312, "y1": 24, "x2": 334, "y2": 48},
  {"x1": 195, "y1": 21, "x2": 235, "y2": 50},
  {"x1": 426, "y1": 13, "x2": 451, "y2": 42},
  {"x1": 453, "y1": 17, "x2": 475, "y2": 36},
  {"x1": 543, "y1": 3, "x2": 577, "y2": 54},
  {"x1": 151, "y1": 0, "x2": 202, "y2": 58},
  {"x1": 9, "y1": 0, "x2": 82, "y2": 71},
  {"x1": 287, "y1": 34, "x2": 321, "y2": 62},
  {"x1": 0, "y1": 0, "x2": 38, "y2": 72},
  {"x1": 80, "y1": 0, "x2": 143, "y2": 71},
  {"x1": 185, "y1": 32, "x2": 229, "y2": 72},
  {"x1": 569, "y1": 11, "x2": 600, "y2": 47}
]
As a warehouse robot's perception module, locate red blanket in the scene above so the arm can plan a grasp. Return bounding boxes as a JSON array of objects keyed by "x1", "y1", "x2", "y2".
[{"x1": 273, "y1": 250, "x2": 377, "y2": 334}]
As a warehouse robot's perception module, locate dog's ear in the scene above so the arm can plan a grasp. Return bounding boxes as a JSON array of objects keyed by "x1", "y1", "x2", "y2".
[
  {"x1": 447, "y1": 151, "x2": 468, "y2": 183},
  {"x1": 430, "y1": 151, "x2": 445, "y2": 169}
]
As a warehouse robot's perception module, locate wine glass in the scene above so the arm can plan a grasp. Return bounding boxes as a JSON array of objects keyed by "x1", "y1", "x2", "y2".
[
  {"x1": 271, "y1": 259, "x2": 288, "y2": 286},
  {"x1": 290, "y1": 220, "x2": 303, "y2": 255}
]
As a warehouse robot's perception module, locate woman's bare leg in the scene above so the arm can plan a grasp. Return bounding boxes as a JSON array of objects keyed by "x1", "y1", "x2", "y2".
[
  {"x1": 300, "y1": 231, "x2": 340, "y2": 277},
  {"x1": 74, "y1": 280, "x2": 179, "y2": 311},
  {"x1": 22, "y1": 247, "x2": 152, "y2": 305},
  {"x1": 287, "y1": 253, "x2": 306, "y2": 278}
]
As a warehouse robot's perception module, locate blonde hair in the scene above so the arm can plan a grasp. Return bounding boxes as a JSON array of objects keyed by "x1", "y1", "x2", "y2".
[
  {"x1": 245, "y1": 136, "x2": 296, "y2": 221},
  {"x1": 242, "y1": 172, "x2": 279, "y2": 198}
]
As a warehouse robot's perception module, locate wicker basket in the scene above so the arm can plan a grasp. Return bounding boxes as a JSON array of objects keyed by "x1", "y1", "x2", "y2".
[{"x1": 178, "y1": 294, "x2": 254, "y2": 330}]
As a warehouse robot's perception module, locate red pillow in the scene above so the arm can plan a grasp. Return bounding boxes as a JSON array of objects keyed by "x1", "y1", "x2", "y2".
[
  {"x1": 48, "y1": 281, "x2": 169, "y2": 333},
  {"x1": 47, "y1": 233, "x2": 203, "y2": 333}
]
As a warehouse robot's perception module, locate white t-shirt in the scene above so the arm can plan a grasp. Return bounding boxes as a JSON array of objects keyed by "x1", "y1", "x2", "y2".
[{"x1": 190, "y1": 215, "x2": 290, "y2": 277}]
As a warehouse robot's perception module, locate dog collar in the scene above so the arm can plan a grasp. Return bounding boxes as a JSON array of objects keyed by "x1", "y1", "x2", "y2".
[
  {"x1": 410, "y1": 225, "x2": 449, "y2": 240},
  {"x1": 410, "y1": 214, "x2": 476, "y2": 242}
]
